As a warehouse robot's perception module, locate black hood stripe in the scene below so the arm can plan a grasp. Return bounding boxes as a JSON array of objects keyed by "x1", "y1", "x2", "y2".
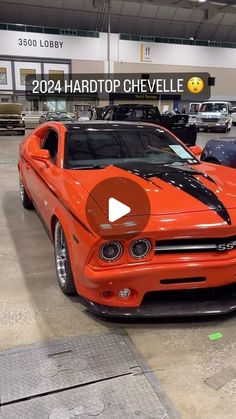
[
  {"x1": 115, "y1": 162, "x2": 231, "y2": 225},
  {"x1": 157, "y1": 171, "x2": 231, "y2": 225}
]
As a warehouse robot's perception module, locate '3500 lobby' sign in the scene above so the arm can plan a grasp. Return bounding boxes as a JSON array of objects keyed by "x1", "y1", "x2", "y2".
[{"x1": 18, "y1": 38, "x2": 63, "y2": 49}]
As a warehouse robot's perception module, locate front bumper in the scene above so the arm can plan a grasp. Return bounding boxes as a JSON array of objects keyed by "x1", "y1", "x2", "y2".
[
  {"x1": 0, "y1": 126, "x2": 25, "y2": 132},
  {"x1": 81, "y1": 283, "x2": 236, "y2": 318},
  {"x1": 196, "y1": 121, "x2": 226, "y2": 130}
]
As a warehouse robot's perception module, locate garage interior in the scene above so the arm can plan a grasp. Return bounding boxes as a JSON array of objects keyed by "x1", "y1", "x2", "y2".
[{"x1": 0, "y1": 1, "x2": 236, "y2": 419}]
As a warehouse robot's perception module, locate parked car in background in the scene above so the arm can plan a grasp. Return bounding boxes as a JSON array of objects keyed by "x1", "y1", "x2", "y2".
[
  {"x1": 39, "y1": 111, "x2": 75, "y2": 124},
  {"x1": 102, "y1": 104, "x2": 197, "y2": 146},
  {"x1": 0, "y1": 103, "x2": 25, "y2": 135},
  {"x1": 188, "y1": 102, "x2": 201, "y2": 126},
  {"x1": 201, "y1": 137, "x2": 236, "y2": 168},
  {"x1": 74, "y1": 104, "x2": 92, "y2": 121},
  {"x1": 22, "y1": 111, "x2": 41, "y2": 129},
  {"x1": 196, "y1": 101, "x2": 233, "y2": 132},
  {"x1": 231, "y1": 107, "x2": 236, "y2": 126}
]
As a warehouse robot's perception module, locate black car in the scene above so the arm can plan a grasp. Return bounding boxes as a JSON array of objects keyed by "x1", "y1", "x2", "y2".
[{"x1": 102, "y1": 104, "x2": 197, "y2": 146}]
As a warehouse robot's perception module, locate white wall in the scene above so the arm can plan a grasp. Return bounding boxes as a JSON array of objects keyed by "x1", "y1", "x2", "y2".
[
  {"x1": 1, "y1": 29, "x2": 236, "y2": 100},
  {"x1": 0, "y1": 30, "x2": 118, "y2": 61},
  {"x1": 1, "y1": 29, "x2": 236, "y2": 69},
  {"x1": 118, "y1": 40, "x2": 236, "y2": 69}
]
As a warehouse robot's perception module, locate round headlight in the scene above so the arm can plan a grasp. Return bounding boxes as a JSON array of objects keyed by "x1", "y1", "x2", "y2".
[
  {"x1": 100, "y1": 241, "x2": 123, "y2": 262},
  {"x1": 130, "y1": 239, "x2": 151, "y2": 259}
]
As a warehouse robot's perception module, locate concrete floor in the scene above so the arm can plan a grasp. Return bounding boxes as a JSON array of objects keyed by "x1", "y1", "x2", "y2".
[{"x1": 0, "y1": 129, "x2": 236, "y2": 419}]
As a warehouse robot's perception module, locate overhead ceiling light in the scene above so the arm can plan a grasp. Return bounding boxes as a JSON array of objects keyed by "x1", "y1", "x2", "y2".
[{"x1": 198, "y1": 0, "x2": 206, "y2": 3}]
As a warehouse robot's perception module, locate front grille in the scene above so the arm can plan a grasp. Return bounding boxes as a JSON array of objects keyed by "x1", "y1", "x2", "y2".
[
  {"x1": 0, "y1": 120, "x2": 21, "y2": 127},
  {"x1": 155, "y1": 235, "x2": 236, "y2": 254},
  {"x1": 201, "y1": 118, "x2": 219, "y2": 123},
  {"x1": 141, "y1": 283, "x2": 236, "y2": 306}
]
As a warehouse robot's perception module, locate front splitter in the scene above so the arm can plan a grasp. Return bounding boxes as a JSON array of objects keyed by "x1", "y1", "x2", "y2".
[{"x1": 80, "y1": 284, "x2": 236, "y2": 318}]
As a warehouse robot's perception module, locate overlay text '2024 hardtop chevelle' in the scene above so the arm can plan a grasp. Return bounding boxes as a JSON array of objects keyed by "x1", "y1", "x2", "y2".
[{"x1": 18, "y1": 121, "x2": 236, "y2": 318}]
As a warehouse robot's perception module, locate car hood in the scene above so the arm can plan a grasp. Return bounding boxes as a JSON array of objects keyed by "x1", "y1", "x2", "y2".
[
  {"x1": 0, "y1": 103, "x2": 22, "y2": 115},
  {"x1": 66, "y1": 162, "x2": 236, "y2": 224}
]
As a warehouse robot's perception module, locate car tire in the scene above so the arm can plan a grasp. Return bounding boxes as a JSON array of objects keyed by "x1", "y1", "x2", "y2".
[
  {"x1": 54, "y1": 220, "x2": 77, "y2": 296},
  {"x1": 223, "y1": 123, "x2": 228, "y2": 133},
  {"x1": 19, "y1": 173, "x2": 34, "y2": 209}
]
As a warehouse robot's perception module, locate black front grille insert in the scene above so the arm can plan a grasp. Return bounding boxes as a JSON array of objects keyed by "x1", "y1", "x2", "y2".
[
  {"x1": 202, "y1": 118, "x2": 219, "y2": 123},
  {"x1": 142, "y1": 283, "x2": 236, "y2": 306},
  {"x1": 155, "y1": 235, "x2": 236, "y2": 254},
  {"x1": 160, "y1": 277, "x2": 206, "y2": 285},
  {"x1": 0, "y1": 121, "x2": 21, "y2": 127}
]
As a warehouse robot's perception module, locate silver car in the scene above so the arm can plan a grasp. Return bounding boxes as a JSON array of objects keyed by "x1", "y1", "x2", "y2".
[{"x1": 196, "y1": 101, "x2": 233, "y2": 133}]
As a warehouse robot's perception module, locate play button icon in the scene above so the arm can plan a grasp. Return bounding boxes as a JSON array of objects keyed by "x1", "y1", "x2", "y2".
[
  {"x1": 108, "y1": 198, "x2": 131, "y2": 222},
  {"x1": 86, "y1": 176, "x2": 150, "y2": 239}
]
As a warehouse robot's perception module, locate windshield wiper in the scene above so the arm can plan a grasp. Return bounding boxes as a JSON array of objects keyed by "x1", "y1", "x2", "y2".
[
  {"x1": 164, "y1": 159, "x2": 197, "y2": 166},
  {"x1": 70, "y1": 164, "x2": 109, "y2": 170}
]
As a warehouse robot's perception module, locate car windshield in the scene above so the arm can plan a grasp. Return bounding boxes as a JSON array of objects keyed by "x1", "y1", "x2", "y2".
[
  {"x1": 200, "y1": 103, "x2": 228, "y2": 112},
  {"x1": 48, "y1": 112, "x2": 70, "y2": 120},
  {"x1": 114, "y1": 107, "x2": 158, "y2": 121},
  {"x1": 64, "y1": 126, "x2": 198, "y2": 169}
]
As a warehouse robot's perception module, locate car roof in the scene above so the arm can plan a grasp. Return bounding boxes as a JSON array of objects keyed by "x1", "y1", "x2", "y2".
[
  {"x1": 64, "y1": 121, "x2": 163, "y2": 130},
  {"x1": 201, "y1": 101, "x2": 231, "y2": 104},
  {"x1": 111, "y1": 104, "x2": 158, "y2": 108}
]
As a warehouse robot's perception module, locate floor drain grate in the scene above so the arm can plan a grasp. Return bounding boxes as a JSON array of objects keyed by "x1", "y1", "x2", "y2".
[{"x1": 0, "y1": 330, "x2": 180, "y2": 418}]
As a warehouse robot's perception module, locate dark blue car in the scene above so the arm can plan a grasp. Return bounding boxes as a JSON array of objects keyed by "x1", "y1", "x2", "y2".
[{"x1": 201, "y1": 137, "x2": 236, "y2": 168}]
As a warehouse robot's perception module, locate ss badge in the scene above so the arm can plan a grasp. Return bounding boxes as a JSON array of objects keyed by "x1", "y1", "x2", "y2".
[{"x1": 216, "y1": 242, "x2": 234, "y2": 251}]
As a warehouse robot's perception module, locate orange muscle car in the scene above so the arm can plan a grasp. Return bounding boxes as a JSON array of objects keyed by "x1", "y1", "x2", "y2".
[{"x1": 18, "y1": 121, "x2": 236, "y2": 317}]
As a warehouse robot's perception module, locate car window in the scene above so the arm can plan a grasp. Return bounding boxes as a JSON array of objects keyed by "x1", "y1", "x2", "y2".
[
  {"x1": 103, "y1": 108, "x2": 113, "y2": 120},
  {"x1": 114, "y1": 107, "x2": 158, "y2": 121},
  {"x1": 64, "y1": 127, "x2": 198, "y2": 169},
  {"x1": 200, "y1": 103, "x2": 228, "y2": 112},
  {"x1": 42, "y1": 129, "x2": 58, "y2": 162}
]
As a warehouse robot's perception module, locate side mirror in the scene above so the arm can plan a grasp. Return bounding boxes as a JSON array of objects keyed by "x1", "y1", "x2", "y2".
[
  {"x1": 30, "y1": 149, "x2": 50, "y2": 162},
  {"x1": 189, "y1": 145, "x2": 202, "y2": 158}
]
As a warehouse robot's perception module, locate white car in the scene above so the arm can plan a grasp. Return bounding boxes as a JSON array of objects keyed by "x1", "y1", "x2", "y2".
[
  {"x1": 196, "y1": 101, "x2": 233, "y2": 133},
  {"x1": 22, "y1": 111, "x2": 41, "y2": 129},
  {"x1": 231, "y1": 107, "x2": 236, "y2": 126},
  {"x1": 188, "y1": 102, "x2": 201, "y2": 126},
  {"x1": 0, "y1": 103, "x2": 25, "y2": 135}
]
